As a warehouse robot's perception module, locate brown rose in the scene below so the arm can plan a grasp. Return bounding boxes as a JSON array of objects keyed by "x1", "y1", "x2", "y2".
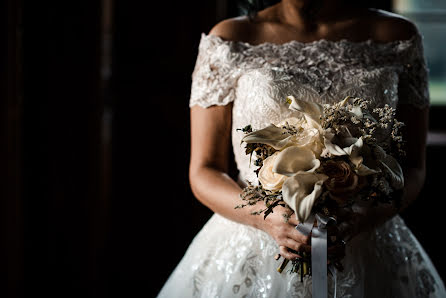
[{"x1": 323, "y1": 160, "x2": 361, "y2": 203}]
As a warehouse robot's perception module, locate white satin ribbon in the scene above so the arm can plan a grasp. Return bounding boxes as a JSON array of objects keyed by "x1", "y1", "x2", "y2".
[
  {"x1": 295, "y1": 213, "x2": 315, "y2": 237},
  {"x1": 296, "y1": 213, "x2": 337, "y2": 298}
]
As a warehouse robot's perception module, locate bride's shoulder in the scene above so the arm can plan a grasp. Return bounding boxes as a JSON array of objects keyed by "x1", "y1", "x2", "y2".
[
  {"x1": 208, "y1": 16, "x2": 258, "y2": 43},
  {"x1": 364, "y1": 8, "x2": 419, "y2": 42}
]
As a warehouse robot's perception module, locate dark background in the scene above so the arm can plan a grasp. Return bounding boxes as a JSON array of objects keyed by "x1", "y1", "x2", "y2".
[{"x1": 2, "y1": 1, "x2": 445, "y2": 298}]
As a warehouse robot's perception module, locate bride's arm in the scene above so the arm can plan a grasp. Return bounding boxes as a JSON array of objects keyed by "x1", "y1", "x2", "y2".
[
  {"x1": 391, "y1": 104, "x2": 428, "y2": 210},
  {"x1": 189, "y1": 105, "x2": 310, "y2": 259},
  {"x1": 189, "y1": 104, "x2": 248, "y2": 224}
]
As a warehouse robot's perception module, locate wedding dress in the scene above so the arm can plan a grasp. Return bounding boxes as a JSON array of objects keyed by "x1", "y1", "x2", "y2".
[{"x1": 157, "y1": 32, "x2": 446, "y2": 297}]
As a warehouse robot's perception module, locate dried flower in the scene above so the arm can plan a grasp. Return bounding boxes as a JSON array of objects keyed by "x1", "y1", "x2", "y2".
[{"x1": 322, "y1": 160, "x2": 361, "y2": 203}]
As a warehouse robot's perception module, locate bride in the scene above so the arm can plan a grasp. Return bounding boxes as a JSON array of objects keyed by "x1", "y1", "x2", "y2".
[{"x1": 158, "y1": 0, "x2": 446, "y2": 297}]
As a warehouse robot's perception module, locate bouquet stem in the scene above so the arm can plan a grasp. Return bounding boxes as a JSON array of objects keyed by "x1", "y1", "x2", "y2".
[{"x1": 277, "y1": 258, "x2": 289, "y2": 273}]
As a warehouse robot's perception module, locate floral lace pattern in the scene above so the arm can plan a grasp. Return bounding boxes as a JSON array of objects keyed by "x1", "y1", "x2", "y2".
[
  {"x1": 157, "y1": 33, "x2": 445, "y2": 298},
  {"x1": 190, "y1": 33, "x2": 429, "y2": 109}
]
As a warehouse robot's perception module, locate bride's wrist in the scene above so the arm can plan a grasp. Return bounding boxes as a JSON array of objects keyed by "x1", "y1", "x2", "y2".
[
  {"x1": 243, "y1": 202, "x2": 266, "y2": 230},
  {"x1": 245, "y1": 202, "x2": 281, "y2": 232}
]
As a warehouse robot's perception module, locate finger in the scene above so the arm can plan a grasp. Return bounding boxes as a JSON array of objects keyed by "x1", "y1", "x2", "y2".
[
  {"x1": 279, "y1": 245, "x2": 299, "y2": 260},
  {"x1": 287, "y1": 215, "x2": 299, "y2": 226},
  {"x1": 288, "y1": 226, "x2": 311, "y2": 245},
  {"x1": 284, "y1": 238, "x2": 311, "y2": 254}
]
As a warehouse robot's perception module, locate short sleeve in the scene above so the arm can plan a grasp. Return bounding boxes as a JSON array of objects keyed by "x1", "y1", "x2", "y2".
[
  {"x1": 397, "y1": 33, "x2": 430, "y2": 108},
  {"x1": 189, "y1": 34, "x2": 240, "y2": 108}
]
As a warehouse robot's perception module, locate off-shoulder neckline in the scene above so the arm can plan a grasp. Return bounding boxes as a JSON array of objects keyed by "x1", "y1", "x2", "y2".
[{"x1": 201, "y1": 32, "x2": 420, "y2": 48}]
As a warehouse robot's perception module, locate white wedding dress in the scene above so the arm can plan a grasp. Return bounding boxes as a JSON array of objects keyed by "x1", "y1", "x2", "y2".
[{"x1": 157, "y1": 32, "x2": 446, "y2": 297}]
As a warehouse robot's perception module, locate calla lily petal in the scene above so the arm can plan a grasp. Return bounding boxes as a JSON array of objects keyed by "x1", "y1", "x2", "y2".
[
  {"x1": 348, "y1": 142, "x2": 380, "y2": 176},
  {"x1": 323, "y1": 136, "x2": 348, "y2": 156},
  {"x1": 273, "y1": 146, "x2": 320, "y2": 176},
  {"x1": 379, "y1": 159, "x2": 404, "y2": 189},
  {"x1": 374, "y1": 146, "x2": 404, "y2": 189},
  {"x1": 344, "y1": 137, "x2": 363, "y2": 156},
  {"x1": 350, "y1": 155, "x2": 363, "y2": 168},
  {"x1": 242, "y1": 124, "x2": 293, "y2": 150},
  {"x1": 356, "y1": 164, "x2": 381, "y2": 176},
  {"x1": 323, "y1": 136, "x2": 364, "y2": 158},
  {"x1": 287, "y1": 96, "x2": 324, "y2": 129},
  {"x1": 282, "y1": 173, "x2": 328, "y2": 223},
  {"x1": 293, "y1": 128, "x2": 324, "y2": 158},
  {"x1": 277, "y1": 117, "x2": 305, "y2": 128},
  {"x1": 339, "y1": 96, "x2": 351, "y2": 107}
]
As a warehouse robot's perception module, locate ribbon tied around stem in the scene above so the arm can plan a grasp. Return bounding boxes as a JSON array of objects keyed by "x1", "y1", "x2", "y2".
[{"x1": 296, "y1": 212, "x2": 338, "y2": 298}]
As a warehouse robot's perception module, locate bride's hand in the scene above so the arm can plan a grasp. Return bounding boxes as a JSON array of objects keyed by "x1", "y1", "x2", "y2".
[{"x1": 257, "y1": 206, "x2": 311, "y2": 260}]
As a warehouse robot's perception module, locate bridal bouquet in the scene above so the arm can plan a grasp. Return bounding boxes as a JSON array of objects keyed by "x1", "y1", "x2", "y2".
[{"x1": 236, "y1": 95, "x2": 405, "y2": 279}]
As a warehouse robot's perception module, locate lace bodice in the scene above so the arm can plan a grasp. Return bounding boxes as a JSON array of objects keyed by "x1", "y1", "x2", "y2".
[
  {"x1": 190, "y1": 33, "x2": 428, "y2": 109},
  {"x1": 189, "y1": 32, "x2": 429, "y2": 184}
]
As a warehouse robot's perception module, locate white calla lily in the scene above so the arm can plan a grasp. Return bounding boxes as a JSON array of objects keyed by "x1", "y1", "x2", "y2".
[
  {"x1": 277, "y1": 117, "x2": 306, "y2": 128},
  {"x1": 338, "y1": 96, "x2": 351, "y2": 107},
  {"x1": 241, "y1": 124, "x2": 294, "y2": 150},
  {"x1": 323, "y1": 136, "x2": 379, "y2": 176},
  {"x1": 352, "y1": 156, "x2": 380, "y2": 176},
  {"x1": 323, "y1": 136, "x2": 363, "y2": 157},
  {"x1": 343, "y1": 137, "x2": 363, "y2": 155},
  {"x1": 293, "y1": 128, "x2": 324, "y2": 158},
  {"x1": 282, "y1": 173, "x2": 328, "y2": 223},
  {"x1": 323, "y1": 136, "x2": 350, "y2": 156},
  {"x1": 286, "y1": 96, "x2": 324, "y2": 130},
  {"x1": 242, "y1": 118, "x2": 325, "y2": 156},
  {"x1": 269, "y1": 146, "x2": 324, "y2": 223},
  {"x1": 273, "y1": 146, "x2": 320, "y2": 177}
]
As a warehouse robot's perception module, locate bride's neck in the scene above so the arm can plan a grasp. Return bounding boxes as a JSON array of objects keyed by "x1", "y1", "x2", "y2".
[{"x1": 278, "y1": 0, "x2": 351, "y2": 31}]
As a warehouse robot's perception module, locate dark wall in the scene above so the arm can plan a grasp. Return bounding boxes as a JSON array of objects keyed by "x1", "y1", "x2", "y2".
[
  {"x1": 2, "y1": 0, "x2": 24, "y2": 297},
  {"x1": 20, "y1": 1, "x2": 105, "y2": 298},
  {"x1": 16, "y1": 1, "x2": 229, "y2": 297},
  {"x1": 8, "y1": 1, "x2": 236, "y2": 297},
  {"x1": 109, "y1": 1, "x2": 222, "y2": 296}
]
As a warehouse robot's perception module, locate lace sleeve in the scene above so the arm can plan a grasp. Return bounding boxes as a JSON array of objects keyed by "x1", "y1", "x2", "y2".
[
  {"x1": 189, "y1": 34, "x2": 240, "y2": 108},
  {"x1": 397, "y1": 33, "x2": 430, "y2": 109}
]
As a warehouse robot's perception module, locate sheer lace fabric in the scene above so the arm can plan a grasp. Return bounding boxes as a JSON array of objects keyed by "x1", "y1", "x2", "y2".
[
  {"x1": 189, "y1": 33, "x2": 429, "y2": 109},
  {"x1": 158, "y1": 33, "x2": 445, "y2": 297}
]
